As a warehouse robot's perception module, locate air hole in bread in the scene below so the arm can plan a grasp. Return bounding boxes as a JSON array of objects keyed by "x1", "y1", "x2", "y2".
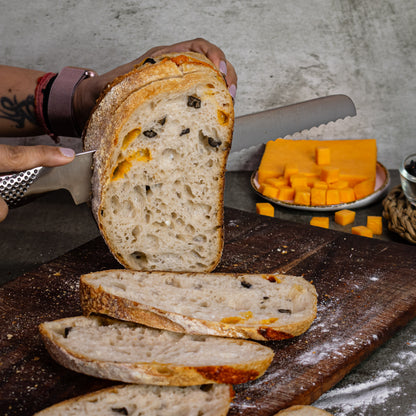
[
  {"x1": 187, "y1": 95, "x2": 201, "y2": 108},
  {"x1": 130, "y1": 251, "x2": 147, "y2": 264}
]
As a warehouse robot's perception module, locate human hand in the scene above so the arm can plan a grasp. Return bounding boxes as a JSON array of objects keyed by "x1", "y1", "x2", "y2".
[
  {"x1": 75, "y1": 38, "x2": 237, "y2": 131},
  {"x1": 0, "y1": 144, "x2": 75, "y2": 222}
]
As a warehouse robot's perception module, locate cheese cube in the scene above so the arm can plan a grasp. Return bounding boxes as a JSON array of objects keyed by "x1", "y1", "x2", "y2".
[
  {"x1": 256, "y1": 202, "x2": 274, "y2": 217},
  {"x1": 339, "y1": 187, "x2": 356, "y2": 203},
  {"x1": 277, "y1": 186, "x2": 295, "y2": 201},
  {"x1": 311, "y1": 188, "x2": 327, "y2": 206},
  {"x1": 367, "y1": 216, "x2": 382, "y2": 234},
  {"x1": 316, "y1": 147, "x2": 331, "y2": 165},
  {"x1": 310, "y1": 217, "x2": 329, "y2": 228},
  {"x1": 313, "y1": 180, "x2": 329, "y2": 190},
  {"x1": 326, "y1": 189, "x2": 341, "y2": 205},
  {"x1": 335, "y1": 209, "x2": 356, "y2": 226},
  {"x1": 284, "y1": 163, "x2": 299, "y2": 179},
  {"x1": 354, "y1": 179, "x2": 375, "y2": 200},
  {"x1": 352, "y1": 225, "x2": 373, "y2": 238},
  {"x1": 329, "y1": 180, "x2": 349, "y2": 190},
  {"x1": 264, "y1": 176, "x2": 288, "y2": 187},
  {"x1": 294, "y1": 189, "x2": 311, "y2": 206},
  {"x1": 261, "y1": 184, "x2": 279, "y2": 199},
  {"x1": 321, "y1": 167, "x2": 340, "y2": 184},
  {"x1": 290, "y1": 174, "x2": 308, "y2": 188}
]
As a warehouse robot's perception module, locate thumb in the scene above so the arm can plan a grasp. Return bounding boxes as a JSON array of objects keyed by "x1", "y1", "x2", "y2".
[{"x1": 0, "y1": 144, "x2": 75, "y2": 172}]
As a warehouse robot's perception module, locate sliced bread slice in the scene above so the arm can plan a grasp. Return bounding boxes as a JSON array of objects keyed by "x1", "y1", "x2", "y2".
[
  {"x1": 34, "y1": 383, "x2": 233, "y2": 416},
  {"x1": 39, "y1": 315, "x2": 274, "y2": 386},
  {"x1": 82, "y1": 52, "x2": 234, "y2": 272},
  {"x1": 80, "y1": 270, "x2": 317, "y2": 341}
]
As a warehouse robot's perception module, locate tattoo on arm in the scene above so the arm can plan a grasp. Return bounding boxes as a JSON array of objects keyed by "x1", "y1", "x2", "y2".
[{"x1": 0, "y1": 94, "x2": 37, "y2": 129}]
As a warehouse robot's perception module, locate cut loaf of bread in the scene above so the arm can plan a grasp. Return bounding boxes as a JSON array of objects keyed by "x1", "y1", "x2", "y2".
[
  {"x1": 83, "y1": 52, "x2": 234, "y2": 272},
  {"x1": 80, "y1": 270, "x2": 317, "y2": 341},
  {"x1": 39, "y1": 315, "x2": 274, "y2": 386},
  {"x1": 34, "y1": 383, "x2": 233, "y2": 416},
  {"x1": 274, "y1": 405, "x2": 334, "y2": 416}
]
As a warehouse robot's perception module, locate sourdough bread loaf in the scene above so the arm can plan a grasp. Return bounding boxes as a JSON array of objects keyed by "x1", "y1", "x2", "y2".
[
  {"x1": 274, "y1": 405, "x2": 334, "y2": 415},
  {"x1": 83, "y1": 53, "x2": 234, "y2": 272},
  {"x1": 80, "y1": 270, "x2": 317, "y2": 341},
  {"x1": 39, "y1": 315, "x2": 274, "y2": 386},
  {"x1": 34, "y1": 383, "x2": 233, "y2": 416}
]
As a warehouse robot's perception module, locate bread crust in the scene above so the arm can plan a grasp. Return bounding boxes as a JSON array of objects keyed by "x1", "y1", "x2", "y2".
[
  {"x1": 82, "y1": 53, "x2": 234, "y2": 272},
  {"x1": 39, "y1": 316, "x2": 274, "y2": 386},
  {"x1": 80, "y1": 270, "x2": 318, "y2": 341}
]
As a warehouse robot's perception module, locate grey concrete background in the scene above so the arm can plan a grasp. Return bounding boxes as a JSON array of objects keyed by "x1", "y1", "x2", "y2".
[{"x1": 1, "y1": 0, "x2": 415, "y2": 169}]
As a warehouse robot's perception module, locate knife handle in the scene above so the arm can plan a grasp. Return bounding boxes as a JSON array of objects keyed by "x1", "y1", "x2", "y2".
[{"x1": 0, "y1": 167, "x2": 43, "y2": 208}]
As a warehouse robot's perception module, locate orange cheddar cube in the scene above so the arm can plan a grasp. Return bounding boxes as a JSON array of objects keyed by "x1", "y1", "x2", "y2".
[
  {"x1": 261, "y1": 184, "x2": 279, "y2": 199},
  {"x1": 290, "y1": 174, "x2": 308, "y2": 188},
  {"x1": 316, "y1": 147, "x2": 331, "y2": 165},
  {"x1": 339, "y1": 187, "x2": 356, "y2": 203},
  {"x1": 294, "y1": 189, "x2": 311, "y2": 206},
  {"x1": 284, "y1": 163, "x2": 299, "y2": 179},
  {"x1": 264, "y1": 176, "x2": 288, "y2": 187},
  {"x1": 313, "y1": 180, "x2": 329, "y2": 190},
  {"x1": 277, "y1": 186, "x2": 295, "y2": 201},
  {"x1": 352, "y1": 225, "x2": 373, "y2": 238},
  {"x1": 354, "y1": 178, "x2": 375, "y2": 200},
  {"x1": 326, "y1": 189, "x2": 341, "y2": 205},
  {"x1": 367, "y1": 216, "x2": 382, "y2": 234},
  {"x1": 335, "y1": 209, "x2": 356, "y2": 226},
  {"x1": 310, "y1": 217, "x2": 329, "y2": 228},
  {"x1": 311, "y1": 188, "x2": 327, "y2": 206},
  {"x1": 256, "y1": 202, "x2": 274, "y2": 217},
  {"x1": 321, "y1": 167, "x2": 340, "y2": 184},
  {"x1": 329, "y1": 180, "x2": 349, "y2": 190}
]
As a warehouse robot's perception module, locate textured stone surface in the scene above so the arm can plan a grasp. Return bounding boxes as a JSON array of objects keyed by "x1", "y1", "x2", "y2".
[{"x1": 1, "y1": 0, "x2": 415, "y2": 168}]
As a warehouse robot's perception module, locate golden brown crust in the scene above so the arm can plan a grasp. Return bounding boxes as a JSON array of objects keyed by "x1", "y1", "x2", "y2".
[{"x1": 80, "y1": 271, "x2": 317, "y2": 341}]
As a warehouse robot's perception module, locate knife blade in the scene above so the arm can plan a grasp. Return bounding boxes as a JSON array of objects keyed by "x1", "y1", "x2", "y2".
[
  {"x1": 0, "y1": 94, "x2": 356, "y2": 207},
  {"x1": 227, "y1": 94, "x2": 356, "y2": 170}
]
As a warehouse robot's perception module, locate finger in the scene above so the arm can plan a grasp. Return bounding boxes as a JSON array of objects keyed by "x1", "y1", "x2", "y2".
[
  {"x1": 0, "y1": 198, "x2": 9, "y2": 223},
  {"x1": 0, "y1": 144, "x2": 75, "y2": 173}
]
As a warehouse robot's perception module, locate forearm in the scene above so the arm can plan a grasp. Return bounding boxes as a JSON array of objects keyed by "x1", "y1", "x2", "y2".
[{"x1": 0, "y1": 65, "x2": 46, "y2": 136}]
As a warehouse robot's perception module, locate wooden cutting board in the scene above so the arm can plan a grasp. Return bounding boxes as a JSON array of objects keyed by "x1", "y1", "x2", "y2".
[{"x1": 1, "y1": 207, "x2": 416, "y2": 415}]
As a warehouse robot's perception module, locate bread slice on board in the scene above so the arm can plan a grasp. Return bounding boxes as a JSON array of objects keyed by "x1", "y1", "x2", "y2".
[
  {"x1": 39, "y1": 315, "x2": 274, "y2": 386},
  {"x1": 80, "y1": 270, "x2": 318, "y2": 341},
  {"x1": 82, "y1": 52, "x2": 234, "y2": 272},
  {"x1": 274, "y1": 405, "x2": 334, "y2": 415},
  {"x1": 34, "y1": 383, "x2": 233, "y2": 416}
]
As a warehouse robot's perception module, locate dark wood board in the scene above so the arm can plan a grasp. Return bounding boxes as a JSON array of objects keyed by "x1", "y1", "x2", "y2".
[{"x1": 1, "y1": 207, "x2": 416, "y2": 415}]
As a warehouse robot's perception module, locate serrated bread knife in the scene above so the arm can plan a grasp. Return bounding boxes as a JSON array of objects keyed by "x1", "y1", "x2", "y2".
[{"x1": 0, "y1": 94, "x2": 356, "y2": 208}]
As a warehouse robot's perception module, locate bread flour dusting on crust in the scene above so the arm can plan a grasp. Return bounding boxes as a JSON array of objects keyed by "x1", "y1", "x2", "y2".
[{"x1": 83, "y1": 53, "x2": 234, "y2": 272}]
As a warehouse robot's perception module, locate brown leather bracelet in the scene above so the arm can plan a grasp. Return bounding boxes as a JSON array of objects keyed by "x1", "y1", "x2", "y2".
[{"x1": 47, "y1": 66, "x2": 97, "y2": 137}]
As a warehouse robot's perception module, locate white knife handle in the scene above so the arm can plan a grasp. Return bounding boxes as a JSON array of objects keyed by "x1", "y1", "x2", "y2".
[{"x1": 0, "y1": 167, "x2": 44, "y2": 207}]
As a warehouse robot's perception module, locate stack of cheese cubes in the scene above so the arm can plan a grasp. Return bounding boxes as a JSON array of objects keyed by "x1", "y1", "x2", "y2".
[{"x1": 257, "y1": 139, "x2": 377, "y2": 206}]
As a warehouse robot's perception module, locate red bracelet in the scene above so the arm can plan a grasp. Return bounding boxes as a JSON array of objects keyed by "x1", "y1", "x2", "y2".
[
  {"x1": 35, "y1": 72, "x2": 58, "y2": 141},
  {"x1": 47, "y1": 67, "x2": 97, "y2": 137}
]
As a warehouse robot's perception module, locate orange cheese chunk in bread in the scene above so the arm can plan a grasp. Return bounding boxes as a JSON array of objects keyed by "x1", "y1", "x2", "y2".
[
  {"x1": 316, "y1": 147, "x2": 331, "y2": 165},
  {"x1": 335, "y1": 209, "x2": 356, "y2": 226},
  {"x1": 339, "y1": 187, "x2": 356, "y2": 203},
  {"x1": 352, "y1": 225, "x2": 373, "y2": 238},
  {"x1": 310, "y1": 217, "x2": 329, "y2": 228},
  {"x1": 367, "y1": 216, "x2": 383, "y2": 234},
  {"x1": 256, "y1": 202, "x2": 274, "y2": 217},
  {"x1": 311, "y1": 187, "x2": 327, "y2": 206},
  {"x1": 326, "y1": 189, "x2": 341, "y2": 205}
]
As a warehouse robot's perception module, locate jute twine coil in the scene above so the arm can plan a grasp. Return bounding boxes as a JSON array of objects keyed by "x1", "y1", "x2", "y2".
[{"x1": 382, "y1": 186, "x2": 416, "y2": 244}]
